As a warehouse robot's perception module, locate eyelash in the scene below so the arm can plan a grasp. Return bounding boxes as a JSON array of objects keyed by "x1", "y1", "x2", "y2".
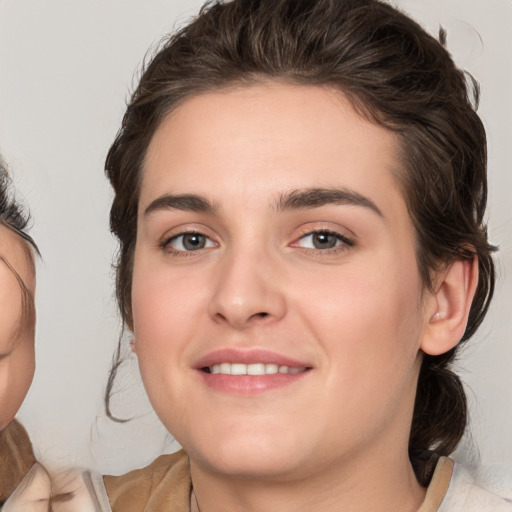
[
  {"x1": 160, "y1": 227, "x2": 354, "y2": 257},
  {"x1": 161, "y1": 231, "x2": 217, "y2": 256},
  {"x1": 292, "y1": 229, "x2": 354, "y2": 255}
]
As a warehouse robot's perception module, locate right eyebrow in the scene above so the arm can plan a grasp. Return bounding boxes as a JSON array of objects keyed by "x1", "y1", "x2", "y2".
[{"x1": 144, "y1": 194, "x2": 217, "y2": 216}]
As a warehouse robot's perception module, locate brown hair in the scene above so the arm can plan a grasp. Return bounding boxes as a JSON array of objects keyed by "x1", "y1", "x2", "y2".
[
  {"x1": 105, "y1": 0, "x2": 495, "y2": 485},
  {"x1": 0, "y1": 420, "x2": 37, "y2": 503}
]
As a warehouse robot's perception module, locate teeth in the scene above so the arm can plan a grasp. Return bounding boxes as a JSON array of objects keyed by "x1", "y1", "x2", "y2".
[
  {"x1": 247, "y1": 363, "x2": 265, "y2": 375},
  {"x1": 208, "y1": 363, "x2": 305, "y2": 375},
  {"x1": 231, "y1": 363, "x2": 246, "y2": 375}
]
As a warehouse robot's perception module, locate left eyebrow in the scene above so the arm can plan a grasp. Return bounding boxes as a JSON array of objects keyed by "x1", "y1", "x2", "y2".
[{"x1": 276, "y1": 187, "x2": 383, "y2": 217}]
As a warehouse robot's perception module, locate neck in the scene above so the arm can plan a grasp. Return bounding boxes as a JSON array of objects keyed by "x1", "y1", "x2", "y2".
[{"x1": 190, "y1": 448, "x2": 426, "y2": 512}]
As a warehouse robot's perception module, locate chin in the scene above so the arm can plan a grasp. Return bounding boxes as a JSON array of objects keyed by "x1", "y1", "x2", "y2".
[
  {"x1": 198, "y1": 447, "x2": 302, "y2": 480},
  {"x1": 180, "y1": 423, "x2": 309, "y2": 479}
]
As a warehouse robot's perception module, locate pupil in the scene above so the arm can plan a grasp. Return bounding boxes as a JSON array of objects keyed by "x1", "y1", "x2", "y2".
[
  {"x1": 313, "y1": 233, "x2": 337, "y2": 249},
  {"x1": 183, "y1": 234, "x2": 205, "y2": 250}
]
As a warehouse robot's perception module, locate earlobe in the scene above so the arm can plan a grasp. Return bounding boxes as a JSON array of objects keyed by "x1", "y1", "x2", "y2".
[{"x1": 420, "y1": 256, "x2": 479, "y2": 356}]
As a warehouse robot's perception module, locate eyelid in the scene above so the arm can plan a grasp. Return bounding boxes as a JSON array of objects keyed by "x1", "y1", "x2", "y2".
[
  {"x1": 159, "y1": 225, "x2": 219, "y2": 255},
  {"x1": 295, "y1": 232, "x2": 349, "y2": 249},
  {"x1": 158, "y1": 223, "x2": 216, "y2": 244},
  {"x1": 169, "y1": 233, "x2": 216, "y2": 251},
  {"x1": 289, "y1": 224, "x2": 355, "y2": 252}
]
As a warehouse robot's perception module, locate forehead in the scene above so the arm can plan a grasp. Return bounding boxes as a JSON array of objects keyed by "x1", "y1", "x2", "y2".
[{"x1": 140, "y1": 83, "x2": 405, "y2": 217}]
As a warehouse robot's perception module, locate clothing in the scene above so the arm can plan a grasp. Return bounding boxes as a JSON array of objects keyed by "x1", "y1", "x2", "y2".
[
  {"x1": 98, "y1": 451, "x2": 512, "y2": 511},
  {"x1": 2, "y1": 463, "x2": 110, "y2": 512},
  {"x1": 439, "y1": 462, "x2": 512, "y2": 511},
  {"x1": 102, "y1": 452, "x2": 190, "y2": 512}
]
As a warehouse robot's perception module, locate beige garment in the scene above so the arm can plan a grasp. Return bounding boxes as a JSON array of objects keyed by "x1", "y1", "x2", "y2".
[
  {"x1": 104, "y1": 451, "x2": 191, "y2": 512},
  {"x1": 0, "y1": 420, "x2": 37, "y2": 502},
  {"x1": 418, "y1": 457, "x2": 454, "y2": 512},
  {"x1": 103, "y1": 451, "x2": 460, "y2": 512}
]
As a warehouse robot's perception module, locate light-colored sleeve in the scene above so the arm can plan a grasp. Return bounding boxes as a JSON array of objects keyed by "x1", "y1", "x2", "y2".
[
  {"x1": 87, "y1": 471, "x2": 112, "y2": 512},
  {"x1": 50, "y1": 469, "x2": 112, "y2": 512},
  {"x1": 2, "y1": 463, "x2": 51, "y2": 512},
  {"x1": 2, "y1": 464, "x2": 112, "y2": 512},
  {"x1": 439, "y1": 463, "x2": 512, "y2": 512}
]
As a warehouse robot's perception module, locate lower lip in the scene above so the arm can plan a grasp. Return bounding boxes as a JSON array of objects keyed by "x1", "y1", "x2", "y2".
[{"x1": 198, "y1": 370, "x2": 310, "y2": 395}]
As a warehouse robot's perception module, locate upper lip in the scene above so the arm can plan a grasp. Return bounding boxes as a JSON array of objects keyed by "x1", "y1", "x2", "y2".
[{"x1": 194, "y1": 348, "x2": 312, "y2": 369}]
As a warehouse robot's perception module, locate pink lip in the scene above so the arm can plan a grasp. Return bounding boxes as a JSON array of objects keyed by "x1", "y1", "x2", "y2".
[
  {"x1": 194, "y1": 348, "x2": 310, "y2": 369},
  {"x1": 194, "y1": 348, "x2": 312, "y2": 395}
]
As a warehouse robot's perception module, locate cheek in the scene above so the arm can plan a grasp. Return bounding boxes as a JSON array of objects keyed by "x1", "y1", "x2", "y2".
[
  {"x1": 0, "y1": 340, "x2": 35, "y2": 429},
  {"x1": 0, "y1": 266, "x2": 23, "y2": 354},
  {"x1": 131, "y1": 258, "x2": 208, "y2": 364},
  {"x1": 290, "y1": 260, "x2": 424, "y2": 445},
  {"x1": 130, "y1": 257, "x2": 213, "y2": 431},
  {"x1": 297, "y1": 255, "x2": 424, "y2": 376}
]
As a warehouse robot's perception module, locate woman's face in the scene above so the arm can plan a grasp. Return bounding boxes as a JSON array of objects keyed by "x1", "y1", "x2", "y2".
[
  {"x1": 0, "y1": 226, "x2": 36, "y2": 430},
  {"x1": 132, "y1": 84, "x2": 433, "y2": 479}
]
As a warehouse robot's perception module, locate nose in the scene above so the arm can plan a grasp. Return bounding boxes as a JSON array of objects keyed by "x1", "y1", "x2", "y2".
[{"x1": 208, "y1": 247, "x2": 287, "y2": 329}]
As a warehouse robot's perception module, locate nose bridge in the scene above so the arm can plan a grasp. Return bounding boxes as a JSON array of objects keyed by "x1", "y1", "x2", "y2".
[{"x1": 208, "y1": 240, "x2": 286, "y2": 328}]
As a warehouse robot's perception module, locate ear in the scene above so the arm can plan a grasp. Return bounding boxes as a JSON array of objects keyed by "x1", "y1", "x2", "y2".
[
  {"x1": 129, "y1": 337, "x2": 137, "y2": 355},
  {"x1": 420, "y1": 256, "x2": 479, "y2": 356}
]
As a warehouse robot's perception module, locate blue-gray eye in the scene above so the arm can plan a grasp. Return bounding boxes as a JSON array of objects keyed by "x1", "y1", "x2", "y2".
[
  {"x1": 297, "y1": 231, "x2": 348, "y2": 250},
  {"x1": 168, "y1": 233, "x2": 215, "y2": 251}
]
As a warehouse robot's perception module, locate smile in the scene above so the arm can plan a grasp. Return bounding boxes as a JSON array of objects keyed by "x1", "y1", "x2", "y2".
[
  {"x1": 205, "y1": 363, "x2": 307, "y2": 375},
  {"x1": 195, "y1": 349, "x2": 312, "y2": 394}
]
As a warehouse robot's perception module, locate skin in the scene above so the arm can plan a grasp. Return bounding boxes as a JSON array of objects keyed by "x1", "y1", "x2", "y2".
[
  {"x1": 0, "y1": 225, "x2": 36, "y2": 430},
  {"x1": 131, "y1": 83, "x2": 477, "y2": 512}
]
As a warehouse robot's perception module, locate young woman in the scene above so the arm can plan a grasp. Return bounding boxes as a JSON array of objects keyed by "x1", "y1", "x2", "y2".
[{"x1": 97, "y1": 0, "x2": 511, "y2": 510}]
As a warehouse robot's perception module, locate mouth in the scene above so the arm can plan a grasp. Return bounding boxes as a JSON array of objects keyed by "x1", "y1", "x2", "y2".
[
  {"x1": 195, "y1": 349, "x2": 312, "y2": 394},
  {"x1": 202, "y1": 363, "x2": 308, "y2": 375}
]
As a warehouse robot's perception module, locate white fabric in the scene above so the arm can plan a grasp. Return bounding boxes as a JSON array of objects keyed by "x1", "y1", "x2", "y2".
[
  {"x1": 3, "y1": 464, "x2": 51, "y2": 512},
  {"x1": 89, "y1": 471, "x2": 112, "y2": 512},
  {"x1": 438, "y1": 462, "x2": 512, "y2": 511},
  {"x1": 3, "y1": 464, "x2": 111, "y2": 512}
]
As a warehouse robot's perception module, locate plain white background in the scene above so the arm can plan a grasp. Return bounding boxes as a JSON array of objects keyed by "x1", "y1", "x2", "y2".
[{"x1": 0, "y1": 0, "x2": 511, "y2": 478}]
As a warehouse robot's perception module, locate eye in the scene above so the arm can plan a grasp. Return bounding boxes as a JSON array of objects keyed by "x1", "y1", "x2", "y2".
[
  {"x1": 294, "y1": 230, "x2": 353, "y2": 251},
  {"x1": 165, "y1": 232, "x2": 216, "y2": 252}
]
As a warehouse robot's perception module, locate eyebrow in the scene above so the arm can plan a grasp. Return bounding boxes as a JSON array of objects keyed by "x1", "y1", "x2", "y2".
[
  {"x1": 143, "y1": 187, "x2": 383, "y2": 218},
  {"x1": 144, "y1": 194, "x2": 217, "y2": 216},
  {"x1": 277, "y1": 188, "x2": 383, "y2": 216}
]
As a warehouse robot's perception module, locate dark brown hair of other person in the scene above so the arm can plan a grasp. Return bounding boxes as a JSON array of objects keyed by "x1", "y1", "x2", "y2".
[
  {"x1": 104, "y1": 0, "x2": 496, "y2": 486},
  {"x1": 0, "y1": 167, "x2": 39, "y2": 259}
]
